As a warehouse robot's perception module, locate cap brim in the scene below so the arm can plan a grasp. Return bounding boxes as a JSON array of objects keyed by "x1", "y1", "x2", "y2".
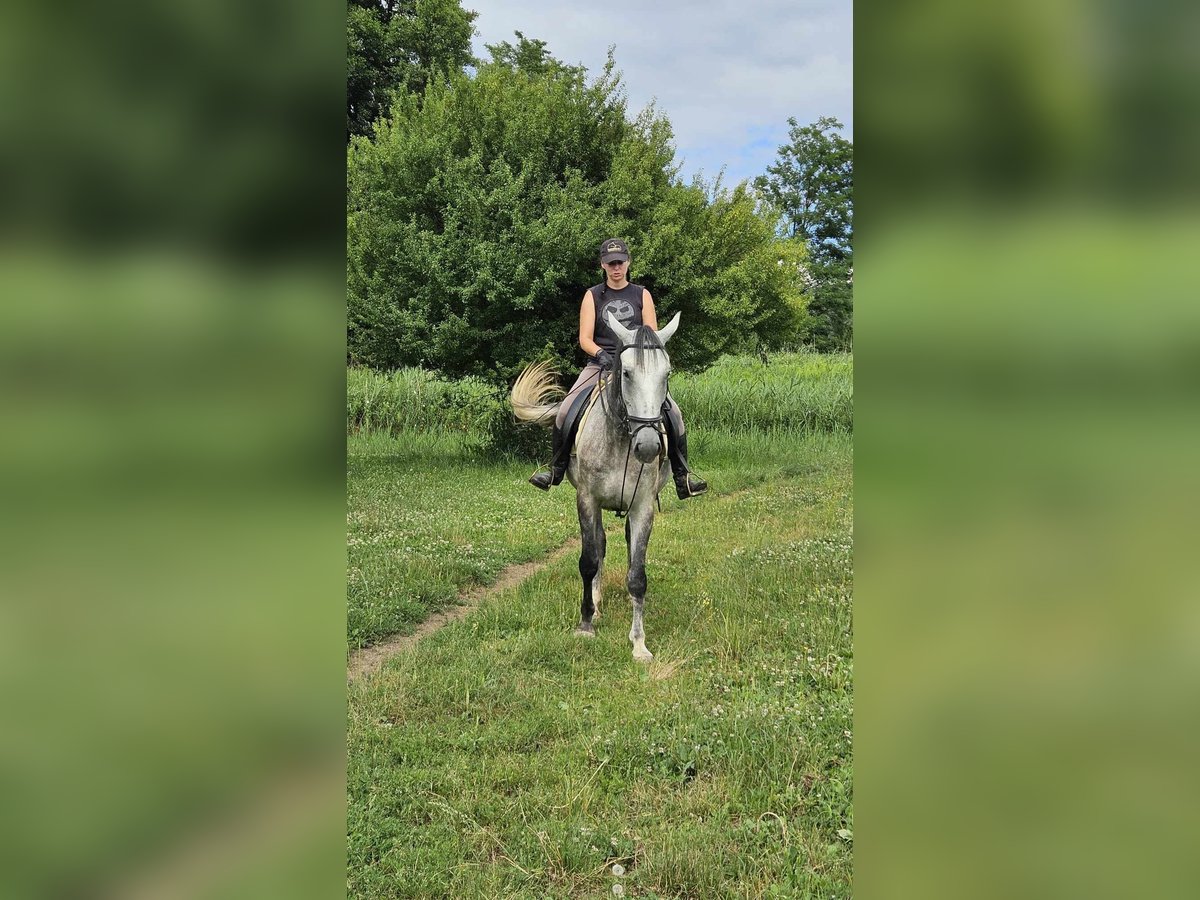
[{"x1": 601, "y1": 253, "x2": 629, "y2": 263}]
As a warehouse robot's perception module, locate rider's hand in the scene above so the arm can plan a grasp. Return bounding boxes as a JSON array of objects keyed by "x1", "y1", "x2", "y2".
[{"x1": 594, "y1": 348, "x2": 614, "y2": 369}]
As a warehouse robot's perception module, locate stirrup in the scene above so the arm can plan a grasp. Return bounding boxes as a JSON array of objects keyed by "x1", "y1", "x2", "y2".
[
  {"x1": 529, "y1": 470, "x2": 554, "y2": 491},
  {"x1": 674, "y1": 472, "x2": 707, "y2": 499}
]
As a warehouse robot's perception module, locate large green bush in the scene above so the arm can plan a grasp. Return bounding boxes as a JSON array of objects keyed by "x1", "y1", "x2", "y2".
[
  {"x1": 346, "y1": 0, "x2": 477, "y2": 140},
  {"x1": 347, "y1": 37, "x2": 808, "y2": 383}
]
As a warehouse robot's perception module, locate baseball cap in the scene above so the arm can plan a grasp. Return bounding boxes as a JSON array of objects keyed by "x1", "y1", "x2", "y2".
[{"x1": 599, "y1": 238, "x2": 630, "y2": 263}]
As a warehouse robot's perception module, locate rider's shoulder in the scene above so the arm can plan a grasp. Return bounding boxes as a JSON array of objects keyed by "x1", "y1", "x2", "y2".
[{"x1": 587, "y1": 282, "x2": 642, "y2": 300}]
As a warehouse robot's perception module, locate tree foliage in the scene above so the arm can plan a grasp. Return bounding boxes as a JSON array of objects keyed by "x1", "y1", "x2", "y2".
[
  {"x1": 803, "y1": 256, "x2": 853, "y2": 351},
  {"x1": 755, "y1": 116, "x2": 853, "y2": 350},
  {"x1": 755, "y1": 116, "x2": 853, "y2": 260},
  {"x1": 347, "y1": 35, "x2": 807, "y2": 381},
  {"x1": 346, "y1": 0, "x2": 477, "y2": 140}
]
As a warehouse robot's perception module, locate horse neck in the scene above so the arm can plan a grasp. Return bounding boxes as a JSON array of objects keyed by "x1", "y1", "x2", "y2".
[{"x1": 598, "y1": 361, "x2": 626, "y2": 439}]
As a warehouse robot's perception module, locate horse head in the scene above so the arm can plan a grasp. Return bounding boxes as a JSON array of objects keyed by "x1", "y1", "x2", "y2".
[{"x1": 602, "y1": 311, "x2": 681, "y2": 464}]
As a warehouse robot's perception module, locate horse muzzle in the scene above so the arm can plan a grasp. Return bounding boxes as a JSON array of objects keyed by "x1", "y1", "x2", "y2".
[{"x1": 628, "y1": 418, "x2": 663, "y2": 464}]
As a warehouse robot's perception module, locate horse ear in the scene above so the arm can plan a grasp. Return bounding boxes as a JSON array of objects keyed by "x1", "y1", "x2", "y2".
[
  {"x1": 656, "y1": 312, "x2": 681, "y2": 345},
  {"x1": 604, "y1": 310, "x2": 637, "y2": 347}
]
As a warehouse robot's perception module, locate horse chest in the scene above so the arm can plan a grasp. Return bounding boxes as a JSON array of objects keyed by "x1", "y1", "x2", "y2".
[{"x1": 571, "y1": 420, "x2": 668, "y2": 509}]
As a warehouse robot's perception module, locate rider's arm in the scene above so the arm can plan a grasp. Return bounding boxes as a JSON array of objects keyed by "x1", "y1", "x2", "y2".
[
  {"x1": 579, "y1": 289, "x2": 604, "y2": 358},
  {"x1": 641, "y1": 288, "x2": 659, "y2": 330}
]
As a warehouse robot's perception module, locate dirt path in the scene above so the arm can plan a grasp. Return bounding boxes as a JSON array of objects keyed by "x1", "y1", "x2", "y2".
[{"x1": 347, "y1": 537, "x2": 583, "y2": 683}]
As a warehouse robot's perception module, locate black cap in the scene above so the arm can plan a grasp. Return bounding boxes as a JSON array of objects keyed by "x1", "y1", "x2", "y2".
[{"x1": 599, "y1": 238, "x2": 630, "y2": 263}]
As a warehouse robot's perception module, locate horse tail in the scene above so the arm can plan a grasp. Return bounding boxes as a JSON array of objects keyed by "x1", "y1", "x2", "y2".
[{"x1": 510, "y1": 360, "x2": 563, "y2": 427}]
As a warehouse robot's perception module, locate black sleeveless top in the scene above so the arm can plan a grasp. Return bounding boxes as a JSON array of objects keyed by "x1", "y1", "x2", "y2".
[{"x1": 589, "y1": 281, "x2": 645, "y2": 353}]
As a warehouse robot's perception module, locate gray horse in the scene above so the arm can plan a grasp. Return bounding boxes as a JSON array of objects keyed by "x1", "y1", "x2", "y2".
[{"x1": 511, "y1": 311, "x2": 681, "y2": 662}]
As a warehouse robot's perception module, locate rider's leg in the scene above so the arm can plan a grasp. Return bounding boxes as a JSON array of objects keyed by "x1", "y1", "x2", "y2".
[
  {"x1": 529, "y1": 364, "x2": 602, "y2": 491},
  {"x1": 662, "y1": 397, "x2": 707, "y2": 499}
]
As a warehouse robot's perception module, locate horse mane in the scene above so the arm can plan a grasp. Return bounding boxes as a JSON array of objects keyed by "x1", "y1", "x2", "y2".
[{"x1": 626, "y1": 325, "x2": 665, "y2": 364}]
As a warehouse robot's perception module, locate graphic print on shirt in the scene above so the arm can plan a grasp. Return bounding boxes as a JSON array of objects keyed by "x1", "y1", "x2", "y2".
[{"x1": 604, "y1": 297, "x2": 637, "y2": 328}]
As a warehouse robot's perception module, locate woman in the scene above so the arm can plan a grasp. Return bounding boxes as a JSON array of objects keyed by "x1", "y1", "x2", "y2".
[{"x1": 529, "y1": 238, "x2": 708, "y2": 499}]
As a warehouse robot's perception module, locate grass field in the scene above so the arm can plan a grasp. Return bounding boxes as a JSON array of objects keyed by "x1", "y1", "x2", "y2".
[
  {"x1": 347, "y1": 353, "x2": 853, "y2": 897},
  {"x1": 347, "y1": 351, "x2": 852, "y2": 651}
]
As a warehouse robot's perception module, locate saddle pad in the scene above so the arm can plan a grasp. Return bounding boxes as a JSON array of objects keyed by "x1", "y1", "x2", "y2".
[{"x1": 571, "y1": 376, "x2": 606, "y2": 455}]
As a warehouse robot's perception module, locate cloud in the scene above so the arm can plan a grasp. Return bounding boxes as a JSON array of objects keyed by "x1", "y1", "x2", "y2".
[{"x1": 467, "y1": 0, "x2": 852, "y2": 183}]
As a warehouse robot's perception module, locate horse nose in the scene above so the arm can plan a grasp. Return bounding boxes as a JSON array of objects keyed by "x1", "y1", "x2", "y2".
[{"x1": 632, "y1": 430, "x2": 660, "y2": 463}]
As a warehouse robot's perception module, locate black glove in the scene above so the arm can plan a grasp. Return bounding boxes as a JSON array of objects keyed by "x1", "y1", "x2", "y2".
[{"x1": 593, "y1": 348, "x2": 614, "y2": 369}]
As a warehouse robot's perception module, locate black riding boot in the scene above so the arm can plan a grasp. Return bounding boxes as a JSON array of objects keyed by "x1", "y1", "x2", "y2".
[
  {"x1": 530, "y1": 383, "x2": 596, "y2": 491},
  {"x1": 528, "y1": 420, "x2": 570, "y2": 490},
  {"x1": 663, "y1": 414, "x2": 708, "y2": 499}
]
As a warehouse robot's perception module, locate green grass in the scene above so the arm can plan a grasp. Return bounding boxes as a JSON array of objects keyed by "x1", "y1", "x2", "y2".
[
  {"x1": 346, "y1": 351, "x2": 852, "y2": 651},
  {"x1": 670, "y1": 351, "x2": 853, "y2": 433},
  {"x1": 346, "y1": 352, "x2": 852, "y2": 441},
  {"x1": 347, "y1": 367, "x2": 503, "y2": 435},
  {"x1": 346, "y1": 353, "x2": 854, "y2": 895},
  {"x1": 347, "y1": 426, "x2": 848, "y2": 652},
  {"x1": 347, "y1": 440, "x2": 853, "y2": 897},
  {"x1": 347, "y1": 429, "x2": 578, "y2": 651}
]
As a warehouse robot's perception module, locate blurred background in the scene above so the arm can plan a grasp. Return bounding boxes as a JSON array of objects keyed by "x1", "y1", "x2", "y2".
[
  {"x1": 0, "y1": 1, "x2": 346, "y2": 897},
  {"x1": 856, "y1": 0, "x2": 1200, "y2": 897}
]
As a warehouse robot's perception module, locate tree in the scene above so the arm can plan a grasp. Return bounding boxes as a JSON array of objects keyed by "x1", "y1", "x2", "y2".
[
  {"x1": 755, "y1": 116, "x2": 853, "y2": 261},
  {"x1": 347, "y1": 36, "x2": 807, "y2": 379},
  {"x1": 484, "y1": 31, "x2": 583, "y2": 79},
  {"x1": 346, "y1": 0, "x2": 477, "y2": 140},
  {"x1": 755, "y1": 116, "x2": 853, "y2": 350}
]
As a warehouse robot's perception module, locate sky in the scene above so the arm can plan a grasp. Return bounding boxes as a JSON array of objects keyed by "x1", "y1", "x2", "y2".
[{"x1": 465, "y1": 0, "x2": 852, "y2": 186}]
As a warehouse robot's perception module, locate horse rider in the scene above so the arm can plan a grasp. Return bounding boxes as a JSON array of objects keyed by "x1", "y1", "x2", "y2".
[{"x1": 528, "y1": 238, "x2": 708, "y2": 500}]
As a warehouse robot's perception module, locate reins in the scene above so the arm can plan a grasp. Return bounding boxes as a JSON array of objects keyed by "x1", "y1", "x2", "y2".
[{"x1": 598, "y1": 365, "x2": 668, "y2": 519}]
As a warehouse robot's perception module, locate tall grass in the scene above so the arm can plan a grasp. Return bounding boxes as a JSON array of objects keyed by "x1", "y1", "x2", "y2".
[
  {"x1": 347, "y1": 367, "x2": 502, "y2": 434},
  {"x1": 670, "y1": 351, "x2": 853, "y2": 432},
  {"x1": 347, "y1": 351, "x2": 853, "y2": 442}
]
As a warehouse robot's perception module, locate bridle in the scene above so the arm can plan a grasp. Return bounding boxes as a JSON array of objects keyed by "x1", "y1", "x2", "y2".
[{"x1": 599, "y1": 348, "x2": 669, "y2": 517}]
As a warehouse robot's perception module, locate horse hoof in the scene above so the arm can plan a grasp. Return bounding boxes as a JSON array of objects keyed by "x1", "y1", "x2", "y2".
[
  {"x1": 632, "y1": 647, "x2": 654, "y2": 663},
  {"x1": 574, "y1": 624, "x2": 595, "y2": 638}
]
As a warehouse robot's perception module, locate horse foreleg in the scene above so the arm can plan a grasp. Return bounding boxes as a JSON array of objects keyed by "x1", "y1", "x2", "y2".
[
  {"x1": 576, "y1": 494, "x2": 603, "y2": 637},
  {"x1": 592, "y1": 523, "x2": 605, "y2": 621},
  {"x1": 625, "y1": 507, "x2": 655, "y2": 662}
]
